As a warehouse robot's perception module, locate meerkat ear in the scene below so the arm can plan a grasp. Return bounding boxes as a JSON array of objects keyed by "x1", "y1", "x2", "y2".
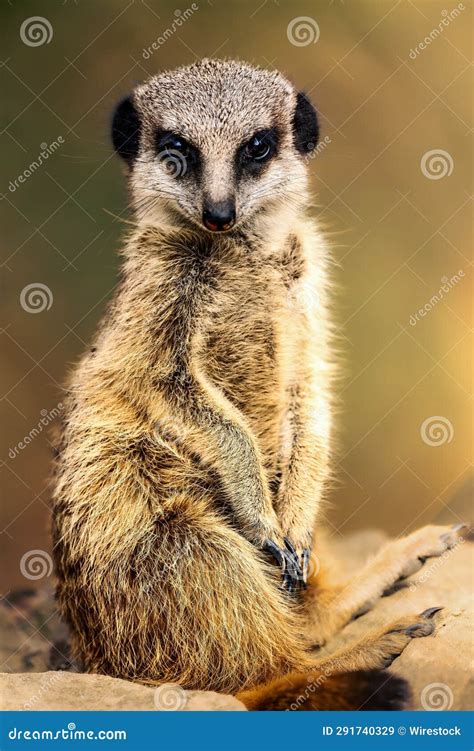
[
  {"x1": 111, "y1": 94, "x2": 141, "y2": 165},
  {"x1": 293, "y1": 91, "x2": 319, "y2": 155}
]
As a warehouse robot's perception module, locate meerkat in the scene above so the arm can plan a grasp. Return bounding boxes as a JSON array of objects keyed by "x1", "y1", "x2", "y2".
[{"x1": 51, "y1": 59, "x2": 465, "y2": 710}]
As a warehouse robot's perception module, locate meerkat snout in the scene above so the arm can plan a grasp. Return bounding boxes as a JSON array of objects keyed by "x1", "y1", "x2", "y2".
[{"x1": 202, "y1": 198, "x2": 236, "y2": 232}]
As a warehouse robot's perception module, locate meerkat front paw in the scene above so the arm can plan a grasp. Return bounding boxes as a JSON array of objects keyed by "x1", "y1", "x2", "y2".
[
  {"x1": 282, "y1": 538, "x2": 310, "y2": 593},
  {"x1": 263, "y1": 538, "x2": 307, "y2": 593}
]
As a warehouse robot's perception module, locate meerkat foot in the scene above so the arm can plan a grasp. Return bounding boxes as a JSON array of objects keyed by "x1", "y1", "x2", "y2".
[
  {"x1": 397, "y1": 523, "x2": 467, "y2": 578},
  {"x1": 375, "y1": 606, "x2": 442, "y2": 668},
  {"x1": 361, "y1": 524, "x2": 466, "y2": 614},
  {"x1": 305, "y1": 524, "x2": 465, "y2": 645},
  {"x1": 352, "y1": 524, "x2": 466, "y2": 618},
  {"x1": 313, "y1": 607, "x2": 442, "y2": 674}
]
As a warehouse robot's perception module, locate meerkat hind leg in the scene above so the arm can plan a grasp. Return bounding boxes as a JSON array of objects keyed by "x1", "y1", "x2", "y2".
[
  {"x1": 240, "y1": 608, "x2": 440, "y2": 711},
  {"x1": 305, "y1": 523, "x2": 466, "y2": 645},
  {"x1": 312, "y1": 606, "x2": 442, "y2": 674}
]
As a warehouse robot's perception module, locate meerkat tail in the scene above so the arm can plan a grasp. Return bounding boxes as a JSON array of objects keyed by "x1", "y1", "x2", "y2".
[{"x1": 237, "y1": 669, "x2": 411, "y2": 711}]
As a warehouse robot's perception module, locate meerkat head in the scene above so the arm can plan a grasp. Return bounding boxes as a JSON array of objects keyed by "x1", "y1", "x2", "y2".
[{"x1": 112, "y1": 59, "x2": 318, "y2": 233}]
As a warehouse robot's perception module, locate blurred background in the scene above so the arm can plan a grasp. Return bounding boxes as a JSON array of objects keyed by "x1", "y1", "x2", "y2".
[{"x1": 1, "y1": 0, "x2": 472, "y2": 594}]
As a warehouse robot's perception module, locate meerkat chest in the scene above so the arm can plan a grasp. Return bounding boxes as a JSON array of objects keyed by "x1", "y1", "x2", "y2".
[{"x1": 199, "y1": 234, "x2": 312, "y2": 439}]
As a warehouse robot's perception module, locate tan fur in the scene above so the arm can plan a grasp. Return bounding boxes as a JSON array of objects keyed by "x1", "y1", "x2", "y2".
[{"x1": 51, "y1": 59, "x2": 462, "y2": 709}]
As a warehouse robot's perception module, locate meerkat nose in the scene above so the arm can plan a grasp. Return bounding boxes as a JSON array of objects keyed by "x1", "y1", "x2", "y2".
[{"x1": 202, "y1": 199, "x2": 236, "y2": 232}]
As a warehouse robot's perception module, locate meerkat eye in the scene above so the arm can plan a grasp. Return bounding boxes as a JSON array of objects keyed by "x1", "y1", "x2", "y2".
[
  {"x1": 155, "y1": 131, "x2": 199, "y2": 177},
  {"x1": 239, "y1": 129, "x2": 278, "y2": 173},
  {"x1": 245, "y1": 135, "x2": 271, "y2": 161}
]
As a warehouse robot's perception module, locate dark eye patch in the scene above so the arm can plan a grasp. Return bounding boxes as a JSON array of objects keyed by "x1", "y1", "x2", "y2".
[
  {"x1": 236, "y1": 128, "x2": 279, "y2": 177},
  {"x1": 155, "y1": 130, "x2": 200, "y2": 177}
]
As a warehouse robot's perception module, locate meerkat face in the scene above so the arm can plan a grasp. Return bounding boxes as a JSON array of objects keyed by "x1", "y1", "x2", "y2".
[{"x1": 112, "y1": 59, "x2": 318, "y2": 233}]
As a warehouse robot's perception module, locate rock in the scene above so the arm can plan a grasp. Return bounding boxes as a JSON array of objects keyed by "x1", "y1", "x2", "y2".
[
  {"x1": 0, "y1": 672, "x2": 246, "y2": 711},
  {"x1": 182, "y1": 690, "x2": 245, "y2": 711}
]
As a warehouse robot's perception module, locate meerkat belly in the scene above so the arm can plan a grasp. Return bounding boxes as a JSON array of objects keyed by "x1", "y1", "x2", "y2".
[{"x1": 201, "y1": 270, "x2": 303, "y2": 474}]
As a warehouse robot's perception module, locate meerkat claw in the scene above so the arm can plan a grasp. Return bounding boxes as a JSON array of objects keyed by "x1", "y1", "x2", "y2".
[
  {"x1": 420, "y1": 606, "x2": 443, "y2": 619},
  {"x1": 283, "y1": 538, "x2": 306, "y2": 589},
  {"x1": 262, "y1": 539, "x2": 286, "y2": 572},
  {"x1": 263, "y1": 539, "x2": 306, "y2": 592},
  {"x1": 452, "y1": 522, "x2": 468, "y2": 532},
  {"x1": 301, "y1": 548, "x2": 311, "y2": 581},
  {"x1": 283, "y1": 537, "x2": 298, "y2": 557}
]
